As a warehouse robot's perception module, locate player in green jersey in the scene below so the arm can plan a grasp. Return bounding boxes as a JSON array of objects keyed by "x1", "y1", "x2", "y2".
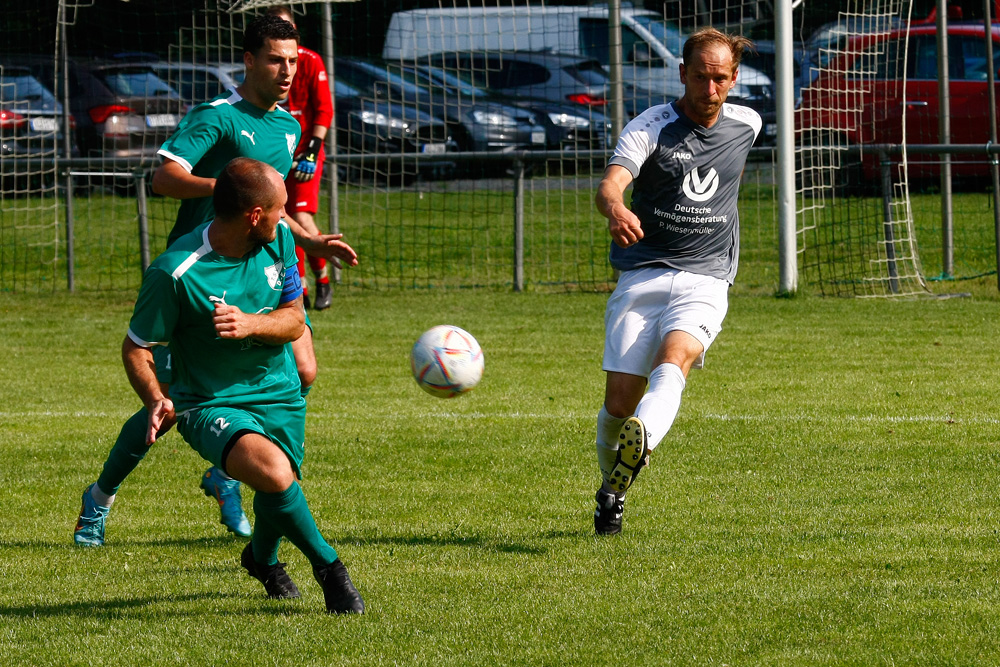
[
  {"x1": 74, "y1": 16, "x2": 356, "y2": 545},
  {"x1": 119, "y1": 158, "x2": 363, "y2": 613}
]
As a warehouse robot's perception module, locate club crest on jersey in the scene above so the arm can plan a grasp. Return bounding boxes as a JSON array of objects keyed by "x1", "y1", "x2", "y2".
[
  {"x1": 682, "y1": 166, "x2": 719, "y2": 202},
  {"x1": 264, "y1": 262, "x2": 285, "y2": 291},
  {"x1": 286, "y1": 133, "x2": 296, "y2": 158}
]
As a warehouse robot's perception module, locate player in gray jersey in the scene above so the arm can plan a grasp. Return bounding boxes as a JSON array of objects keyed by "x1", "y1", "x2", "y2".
[{"x1": 592, "y1": 28, "x2": 761, "y2": 535}]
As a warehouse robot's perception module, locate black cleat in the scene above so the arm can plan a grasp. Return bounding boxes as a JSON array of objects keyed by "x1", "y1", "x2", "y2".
[
  {"x1": 302, "y1": 292, "x2": 311, "y2": 310},
  {"x1": 313, "y1": 281, "x2": 332, "y2": 310},
  {"x1": 594, "y1": 488, "x2": 625, "y2": 535},
  {"x1": 609, "y1": 416, "x2": 649, "y2": 493},
  {"x1": 313, "y1": 559, "x2": 365, "y2": 614},
  {"x1": 240, "y1": 543, "x2": 300, "y2": 599}
]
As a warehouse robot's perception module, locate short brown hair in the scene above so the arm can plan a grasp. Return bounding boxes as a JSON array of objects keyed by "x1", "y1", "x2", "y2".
[
  {"x1": 682, "y1": 27, "x2": 753, "y2": 72},
  {"x1": 213, "y1": 158, "x2": 281, "y2": 220}
]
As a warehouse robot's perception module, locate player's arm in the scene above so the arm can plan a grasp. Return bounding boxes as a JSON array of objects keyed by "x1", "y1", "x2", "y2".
[
  {"x1": 122, "y1": 337, "x2": 175, "y2": 445},
  {"x1": 596, "y1": 164, "x2": 644, "y2": 248},
  {"x1": 281, "y1": 219, "x2": 359, "y2": 268},
  {"x1": 212, "y1": 297, "x2": 305, "y2": 345},
  {"x1": 151, "y1": 159, "x2": 216, "y2": 199}
]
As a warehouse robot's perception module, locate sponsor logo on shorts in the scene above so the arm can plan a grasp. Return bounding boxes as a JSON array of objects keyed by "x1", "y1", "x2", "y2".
[{"x1": 699, "y1": 323, "x2": 713, "y2": 339}]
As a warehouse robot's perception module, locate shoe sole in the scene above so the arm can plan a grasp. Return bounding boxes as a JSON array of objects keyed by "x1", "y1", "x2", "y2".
[{"x1": 609, "y1": 417, "x2": 648, "y2": 493}]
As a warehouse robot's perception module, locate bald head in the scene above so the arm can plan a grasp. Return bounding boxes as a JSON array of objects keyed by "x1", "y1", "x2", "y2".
[{"x1": 213, "y1": 157, "x2": 284, "y2": 222}]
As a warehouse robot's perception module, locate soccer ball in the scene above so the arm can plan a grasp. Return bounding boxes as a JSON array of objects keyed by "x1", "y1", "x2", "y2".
[{"x1": 410, "y1": 325, "x2": 484, "y2": 398}]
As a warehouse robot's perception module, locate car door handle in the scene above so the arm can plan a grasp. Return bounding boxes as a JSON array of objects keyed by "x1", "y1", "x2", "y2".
[{"x1": 905, "y1": 100, "x2": 930, "y2": 107}]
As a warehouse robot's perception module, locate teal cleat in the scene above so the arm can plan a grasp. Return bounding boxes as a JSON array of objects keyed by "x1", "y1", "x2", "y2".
[
  {"x1": 74, "y1": 484, "x2": 110, "y2": 547},
  {"x1": 200, "y1": 467, "x2": 251, "y2": 538}
]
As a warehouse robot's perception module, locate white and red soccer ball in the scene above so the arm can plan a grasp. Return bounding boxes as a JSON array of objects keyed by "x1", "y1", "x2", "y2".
[{"x1": 410, "y1": 325, "x2": 484, "y2": 398}]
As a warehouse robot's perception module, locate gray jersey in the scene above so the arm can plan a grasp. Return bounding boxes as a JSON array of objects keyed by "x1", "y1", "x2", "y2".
[{"x1": 607, "y1": 101, "x2": 760, "y2": 283}]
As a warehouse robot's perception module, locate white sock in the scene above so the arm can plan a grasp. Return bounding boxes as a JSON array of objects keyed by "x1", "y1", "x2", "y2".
[
  {"x1": 90, "y1": 484, "x2": 116, "y2": 508},
  {"x1": 595, "y1": 404, "x2": 627, "y2": 488},
  {"x1": 635, "y1": 362, "x2": 686, "y2": 451}
]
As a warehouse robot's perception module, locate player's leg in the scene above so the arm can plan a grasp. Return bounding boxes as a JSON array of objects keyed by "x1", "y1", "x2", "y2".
[
  {"x1": 178, "y1": 404, "x2": 364, "y2": 614},
  {"x1": 593, "y1": 371, "x2": 646, "y2": 535},
  {"x1": 75, "y1": 351, "x2": 175, "y2": 546}
]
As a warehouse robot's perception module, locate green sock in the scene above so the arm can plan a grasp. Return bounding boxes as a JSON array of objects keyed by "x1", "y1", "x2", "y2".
[
  {"x1": 253, "y1": 481, "x2": 338, "y2": 566},
  {"x1": 95, "y1": 408, "x2": 152, "y2": 496}
]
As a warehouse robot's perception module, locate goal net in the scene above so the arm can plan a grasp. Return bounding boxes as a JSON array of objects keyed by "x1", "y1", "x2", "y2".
[{"x1": 795, "y1": 0, "x2": 930, "y2": 297}]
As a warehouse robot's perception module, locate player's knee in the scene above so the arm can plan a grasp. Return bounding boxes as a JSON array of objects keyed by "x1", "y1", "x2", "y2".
[{"x1": 604, "y1": 396, "x2": 637, "y2": 420}]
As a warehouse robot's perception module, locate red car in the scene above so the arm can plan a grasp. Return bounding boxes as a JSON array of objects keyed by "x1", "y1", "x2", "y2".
[{"x1": 797, "y1": 22, "x2": 1000, "y2": 187}]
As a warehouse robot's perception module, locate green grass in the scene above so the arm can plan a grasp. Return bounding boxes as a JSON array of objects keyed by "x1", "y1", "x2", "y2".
[
  {"x1": 5, "y1": 181, "x2": 1000, "y2": 297},
  {"x1": 3, "y1": 290, "x2": 1000, "y2": 664}
]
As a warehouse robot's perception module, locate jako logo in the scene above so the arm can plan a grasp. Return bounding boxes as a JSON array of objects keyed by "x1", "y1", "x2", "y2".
[
  {"x1": 673, "y1": 151, "x2": 693, "y2": 160},
  {"x1": 699, "y1": 324, "x2": 713, "y2": 339},
  {"x1": 682, "y1": 167, "x2": 719, "y2": 202}
]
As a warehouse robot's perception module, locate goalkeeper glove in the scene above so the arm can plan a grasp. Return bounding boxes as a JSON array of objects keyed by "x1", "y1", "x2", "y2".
[{"x1": 293, "y1": 136, "x2": 323, "y2": 182}]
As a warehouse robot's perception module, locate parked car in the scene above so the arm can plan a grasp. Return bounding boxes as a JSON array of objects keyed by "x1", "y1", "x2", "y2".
[
  {"x1": 144, "y1": 61, "x2": 243, "y2": 109},
  {"x1": 798, "y1": 22, "x2": 1000, "y2": 187},
  {"x1": 0, "y1": 64, "x2": 75, "y2": 159},
  {"x1": 332, "y1": 77, "x2": 457, "y2": 184},
  {"x1": 334, "y1": 56, "x2": 548, "y2": 156},
  {"x1": 10, "y1": 56, "x2": 184, "y2": 161},
  {"x1": 382, "y1": 5, "x2": 772, "y2": 105},
  {"x1": 401, "y1": 62, "x2": 611, "y2": 153}
]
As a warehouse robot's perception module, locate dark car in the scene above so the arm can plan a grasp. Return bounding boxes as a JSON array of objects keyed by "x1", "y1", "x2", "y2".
[
  {"x1": 335, "y1": 57, "x2": 548, "y2": 155},
  {"x1": 333, "y1": 78, "x2": 457, "y2": 183},
  {"x1": 399, "y1": 62, "x2": 612, "y2": 153},
  {"x1": 0, "y1": 65, "x2": 74, "y2": 160},
  {"x1": 798, "y1": 22, "x2": 1000, "y2": 186},
  {"x1": 12, "y1": 56, "x2": 184, "y2": 161},
  {"x1": 423, "y1": 50, "x2": 633, "y2": 114}
]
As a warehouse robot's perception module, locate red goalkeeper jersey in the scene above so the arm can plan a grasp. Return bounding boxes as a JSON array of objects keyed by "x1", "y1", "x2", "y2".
[{"x1": 286, "y1": 45, "x2": 334, "y2": 155}]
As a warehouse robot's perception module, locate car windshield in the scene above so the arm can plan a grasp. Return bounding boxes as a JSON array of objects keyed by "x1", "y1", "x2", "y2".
[
  {"x1": 333, "y1": 79, "x2": 361, "y2": 97},
  {"x1": 0, "y1": 70, "x2": 59, "y2": 110},
  {"x1": 344, "y1": 60, "x2": 431, "y2": 96},
  {"x1": 99, "y1": 68, "x2": 177, "y2": 97},
  {"x1": 566, "y1": 60, "x2": 611, "y2": 86},
  {"x1": 402, "y1": 65, "x2": 484, "y2": 97},
  {"x1": 632, "y1": 15, "x2": 686, "y2": 55}
]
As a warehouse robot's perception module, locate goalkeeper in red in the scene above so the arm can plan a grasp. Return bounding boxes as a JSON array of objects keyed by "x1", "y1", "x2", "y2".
[
  {"x1": 117, "y1": 157, "x2": 363, "y2": 613},
  {"x1": 268, "y1": 5, "x2": 335, "y2": 310},
  {"x1": 592, "y1": 28, "x2": 760, "y2": 535}
]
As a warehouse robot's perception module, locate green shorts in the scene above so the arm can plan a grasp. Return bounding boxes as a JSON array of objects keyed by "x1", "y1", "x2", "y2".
[{"x1": 176, "y1": 397, "x2": 307, "y2": 478}]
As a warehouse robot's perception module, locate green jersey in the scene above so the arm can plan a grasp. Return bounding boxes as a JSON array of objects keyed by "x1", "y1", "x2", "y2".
[
  {"x1": 158, "y1": 89, "x2": 301, "y2": 246},
  {"x1": 127, "y1": 221, "x2": 301, "y2": 413}
]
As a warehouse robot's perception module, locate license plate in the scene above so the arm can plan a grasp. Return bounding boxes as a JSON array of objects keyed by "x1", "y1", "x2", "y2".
[
  {"x1": 146, "y1": 114, "x2": 178, "y2": 128},
  {"x1": 30, "y1": 117, "x2": 59, "y2": 132},
  {"x1": 531, "y1": 131, "x2": 546, "y2": 145},
  {"x1": 421, "y1": 143, "x2": 448, "y2": 155}
]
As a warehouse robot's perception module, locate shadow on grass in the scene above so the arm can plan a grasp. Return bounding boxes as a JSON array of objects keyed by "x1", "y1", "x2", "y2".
[{"x1": 335, "y1": 527, "x2": 594, "y2": 554}]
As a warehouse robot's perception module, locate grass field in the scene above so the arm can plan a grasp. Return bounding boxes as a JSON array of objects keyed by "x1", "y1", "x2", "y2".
[{"x1": 2, "y1": 289, "x2": 1000, "y2": 665}]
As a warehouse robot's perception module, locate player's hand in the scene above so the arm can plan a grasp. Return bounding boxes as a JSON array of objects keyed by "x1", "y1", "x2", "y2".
[
  {"x1": 213, "y1": 303, "x2": 252, "y2": 340},
  {"x1": 608, "y1": 203, "x2": 644, "y2": 248},
  {"x1": 293, "y1": 136, "x2": 323, "y2": 182},
  {"x1": 306, "y1": 233, "x2": 359, "y2": 268},
  {"x1": 146, "y1": 397, "x2": 175, "y2": 446}
]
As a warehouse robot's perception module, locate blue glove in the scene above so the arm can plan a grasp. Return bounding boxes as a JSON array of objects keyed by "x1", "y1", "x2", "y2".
[{"x1": 293, "y1": 136, "x2": 323, "y2": 182}]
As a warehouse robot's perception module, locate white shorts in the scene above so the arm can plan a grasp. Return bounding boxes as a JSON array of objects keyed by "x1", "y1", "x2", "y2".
[{"x1": 603, "y1": 266, "x2": 730, "y2": 377}]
